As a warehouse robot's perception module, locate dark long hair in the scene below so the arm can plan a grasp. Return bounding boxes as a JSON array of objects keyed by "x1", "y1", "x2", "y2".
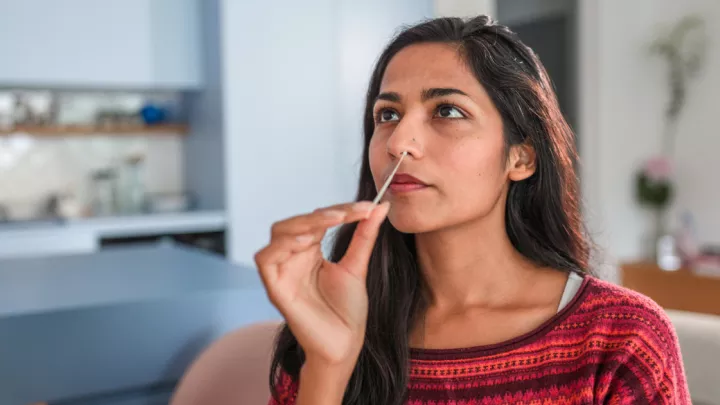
[{"x1": 270, "y1": 15, "x2": 590, "y2": 405}]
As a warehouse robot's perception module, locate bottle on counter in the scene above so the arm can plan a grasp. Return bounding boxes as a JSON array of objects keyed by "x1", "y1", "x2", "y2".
[
  {"x1": 90, "y1": 169, "x2": 118, "y2": 217},
  {"x1": 119, "y1": 154, "x2": 146, "y2": 214}
]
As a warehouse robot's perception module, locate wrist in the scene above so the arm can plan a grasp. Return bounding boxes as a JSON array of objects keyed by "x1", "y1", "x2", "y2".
[{"x1": 297, "y1": 357, "x2": 357, "y2": 404}]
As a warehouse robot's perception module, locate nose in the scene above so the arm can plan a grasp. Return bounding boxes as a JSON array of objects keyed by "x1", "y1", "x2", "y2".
[{"x1": 385, "y1": 114, "x2": 425, "y2": 160}]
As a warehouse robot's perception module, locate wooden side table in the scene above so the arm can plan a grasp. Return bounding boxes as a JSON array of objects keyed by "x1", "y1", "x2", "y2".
[{"x1": 621, "y1": 262, "x2": 720, "y2": 316}]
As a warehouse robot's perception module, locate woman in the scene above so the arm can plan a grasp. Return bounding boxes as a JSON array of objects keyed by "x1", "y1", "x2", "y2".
[{"x1": 255, "y1": 16, "x2": 690, "y2": 404}]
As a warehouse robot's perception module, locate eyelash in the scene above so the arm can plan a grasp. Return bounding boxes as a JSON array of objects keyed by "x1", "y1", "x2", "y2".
[{"x1": 374, "y1": 101, "x2": 468, "y2": 124}]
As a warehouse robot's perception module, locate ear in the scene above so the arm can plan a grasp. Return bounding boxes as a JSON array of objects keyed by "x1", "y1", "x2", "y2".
[{"x1": 507, "y1": 143, "x2": 536, "y2": 181}]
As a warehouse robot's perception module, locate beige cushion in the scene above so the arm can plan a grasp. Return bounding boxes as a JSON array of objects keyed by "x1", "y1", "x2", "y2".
[
  {"x1": 171, "y1": 320, "x2": 282, "y2": 405},
  {"x1": 666, "y1": 310, "x2": 720, "y2": 405}
]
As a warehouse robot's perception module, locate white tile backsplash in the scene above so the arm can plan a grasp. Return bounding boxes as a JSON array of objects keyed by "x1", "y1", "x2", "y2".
[{"x1": 0, "y1": 133, "x2": 184, "y2": 219}]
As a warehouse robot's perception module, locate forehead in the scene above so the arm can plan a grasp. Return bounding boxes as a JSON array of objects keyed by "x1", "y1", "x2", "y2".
[{"x1": 380, "y1": 42, "x2": 481, "y2": 94}]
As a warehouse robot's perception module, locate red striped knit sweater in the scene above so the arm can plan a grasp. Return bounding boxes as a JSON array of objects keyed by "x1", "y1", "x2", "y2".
[{"x1": 270, "y1": 276, "x2": 691, "y2": 404}]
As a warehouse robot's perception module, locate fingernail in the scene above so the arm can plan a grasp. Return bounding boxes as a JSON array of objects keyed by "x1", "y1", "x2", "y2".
[
  {"x1": 322, "y1": 210, "x2": 346, "y2": 218},
  {"x1": 352, "y1": 201, "x2": 375, "y2": 212},
  {"x1": 364, "y1": 202, "x2": 386, "y2": 219},
  {"x1": 296, "y1": 234, "x2": 314, "y2": 244}
]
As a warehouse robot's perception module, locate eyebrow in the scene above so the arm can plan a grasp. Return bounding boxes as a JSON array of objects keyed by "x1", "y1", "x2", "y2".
[
  {"x1": 375, "y1": 87, "x2": 470, "y2": 104},
  {"x1": 421, "y1": 87, "x2": 469, "y2": 101},
  {"x1": 376, "y1": 91, "x2": 401, "y2": 103}
]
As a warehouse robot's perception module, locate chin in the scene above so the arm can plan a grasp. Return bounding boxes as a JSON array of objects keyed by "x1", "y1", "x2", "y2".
[{"x1": 386, "y1": 209, "x2": 436, "y2": 234}]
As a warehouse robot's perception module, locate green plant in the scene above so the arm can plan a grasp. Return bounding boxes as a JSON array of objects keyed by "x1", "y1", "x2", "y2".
[
  {"x1": 636, "y1": 156, "x2": 673, "y2": 209},
  {"x1": 650, "y1": 15, "x2": 707, "y2": 155}
]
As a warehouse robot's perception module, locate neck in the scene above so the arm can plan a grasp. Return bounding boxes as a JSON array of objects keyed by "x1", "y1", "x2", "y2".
[{"x1": 415, "y1": 203, "x2": 540, "y2": 310}]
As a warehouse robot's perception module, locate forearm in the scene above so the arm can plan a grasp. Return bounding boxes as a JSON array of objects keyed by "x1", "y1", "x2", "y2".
[{"x1": 296, "y1": 359, "x2": 355, "y2": 405}]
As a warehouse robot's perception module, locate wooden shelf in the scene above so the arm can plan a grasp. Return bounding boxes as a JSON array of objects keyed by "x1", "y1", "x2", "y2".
[
  {"x1": 621, "y1": 261, "x2": 720, "y2": 316},
  {"x1": 0, "y1": 124, "x2": 188, "y2": 136}
]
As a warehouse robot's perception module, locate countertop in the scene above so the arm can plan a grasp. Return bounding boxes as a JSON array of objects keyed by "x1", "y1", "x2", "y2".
[
  {"x1": 0, "y1": 245, "x2": 279, "y2": 405},
  {"x1": 0, "y1": 210, "x2": 227, "y2": 260},
  {"x1": 0, "y1": 210, "x2": 226, "y2": 238}
]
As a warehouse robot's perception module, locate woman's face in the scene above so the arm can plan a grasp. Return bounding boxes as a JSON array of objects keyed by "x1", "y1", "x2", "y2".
[{"x1": 369, "y1": 42, "x2": 534, "y2": 234}]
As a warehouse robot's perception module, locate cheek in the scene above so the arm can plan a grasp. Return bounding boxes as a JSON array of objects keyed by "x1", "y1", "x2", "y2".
[
  {"x1": 433, "y1": 119, "x2": 505, "y2": 174},
  {"x1": 436, "y1": 141, "x2": 507, "y2": 223},
  {"x1": 368, "y1": 136, "x2": 386, "y2": 186},
  {"x1": 445, "y1": 140, "x2": 506, "y2": 183}
]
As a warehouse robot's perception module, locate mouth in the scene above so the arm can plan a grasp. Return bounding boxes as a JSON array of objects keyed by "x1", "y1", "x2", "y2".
[{"x1": 389, "y1": 173, "x2": 429, "y2": 193}]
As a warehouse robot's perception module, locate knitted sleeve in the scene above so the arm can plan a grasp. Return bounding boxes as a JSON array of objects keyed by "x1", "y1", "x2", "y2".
[
  {"x1": 598, "y1": 300, "x2": 692, "y2": 404},
  {"x1": 268, "y1": 368, "x2": 298, "y2": 405}
]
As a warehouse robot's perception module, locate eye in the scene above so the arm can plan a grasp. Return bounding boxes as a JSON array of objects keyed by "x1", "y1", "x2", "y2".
[
  {"x1": 435, "y1": 105, "x2": 465, "y2": 119},
  {"x1": 376, "y1": 108, "x2": 400, "y2": 123}
]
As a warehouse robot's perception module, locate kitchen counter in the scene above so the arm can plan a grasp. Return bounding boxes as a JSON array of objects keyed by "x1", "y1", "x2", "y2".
[
  {"x1": 0, "y1": 210, "x2": 227, "y2": 260},
  {"x1": 0, "y1": 210, "x2": 226, "y2": 238},
  {"x1": 0, "y1": 244, "x2": 278, "y2": 405},
  {"x1": 66, "y1": 210, "x2": 226, "y2": 238}
]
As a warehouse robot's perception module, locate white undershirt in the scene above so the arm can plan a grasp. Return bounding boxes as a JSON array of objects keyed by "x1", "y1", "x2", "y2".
[{"x1": 557, "y1": 272, "x2": 584, "y2": 313}]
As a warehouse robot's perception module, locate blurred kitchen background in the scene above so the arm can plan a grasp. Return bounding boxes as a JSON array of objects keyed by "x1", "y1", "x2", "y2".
[{"x1": 1, "y1": 1, "x2": 719, "y2": 404}]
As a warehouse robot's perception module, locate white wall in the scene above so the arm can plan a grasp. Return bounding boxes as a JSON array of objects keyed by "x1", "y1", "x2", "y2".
[
  {"x1": 220, "y1": 0, "x2": 335, "y2": 265},
  {"x1": 434, "y1": 0, "x2": 495, "y2": 18},
  {"x1": 581, "y1": 0, "x2": 720, "y2": 267},
  {"x1": 221, "y1": 0, "x2": 432, "y2": 265}
]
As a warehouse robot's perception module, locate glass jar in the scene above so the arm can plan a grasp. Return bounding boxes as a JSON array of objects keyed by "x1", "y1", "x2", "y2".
[{"x1": 90, "y1": 169, "x2": 118, "y2": 217}]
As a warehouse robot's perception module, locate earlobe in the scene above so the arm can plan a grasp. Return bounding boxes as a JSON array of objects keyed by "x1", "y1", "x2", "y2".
[{"x1": 508, "y1": 144, "x2": 536, "y2": 181}]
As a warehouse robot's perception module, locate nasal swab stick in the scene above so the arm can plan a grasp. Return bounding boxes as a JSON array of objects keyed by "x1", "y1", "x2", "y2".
[{"x1": 372, "y1": 151, "x2": 408, "y2": 205}]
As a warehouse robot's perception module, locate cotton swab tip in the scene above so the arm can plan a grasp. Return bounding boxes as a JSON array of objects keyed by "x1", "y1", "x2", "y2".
[{"x1": 372, "y1": 151, "x2": 408, "y2": 205}]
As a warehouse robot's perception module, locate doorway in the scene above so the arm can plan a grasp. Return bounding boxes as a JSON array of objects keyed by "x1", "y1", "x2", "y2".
[{"x1": 497, "y1": 0, "x2": 578, "y2": 134}]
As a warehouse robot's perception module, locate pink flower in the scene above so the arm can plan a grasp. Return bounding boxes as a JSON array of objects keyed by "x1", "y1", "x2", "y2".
[{"x1": 643, "y1": 156, "x2": 673, "y2": 182}]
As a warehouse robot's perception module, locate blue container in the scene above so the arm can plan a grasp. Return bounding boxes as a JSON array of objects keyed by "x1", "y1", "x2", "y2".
[{"x1": 140, "y1": 105, "x2": 167, "y2": 125}]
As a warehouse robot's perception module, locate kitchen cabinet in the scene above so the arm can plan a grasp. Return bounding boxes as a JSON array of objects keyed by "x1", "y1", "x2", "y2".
[{"x1": 0, "y1": 0, "x2": 202, "y2": 88}]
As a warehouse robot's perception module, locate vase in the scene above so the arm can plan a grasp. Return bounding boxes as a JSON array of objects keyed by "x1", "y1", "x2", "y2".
[
  {"x1": 647, "y1": 208, "x2": 681, "y2": 270},
  {"x1": 643, "y1": 208, "x2": 666, "y2": 260},
  {"x1": 652, "y1": 208, "x2": 665, "y2": 243}
]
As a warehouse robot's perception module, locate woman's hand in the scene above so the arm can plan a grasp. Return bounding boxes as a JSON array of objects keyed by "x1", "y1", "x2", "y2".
[{"x1": 255, "y1": 201, "x2": 390, "y2": 367}]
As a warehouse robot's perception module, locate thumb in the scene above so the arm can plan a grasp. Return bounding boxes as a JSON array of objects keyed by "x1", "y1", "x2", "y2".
[{"x1": 338, "y1": 201, "x2": 390, "y2": 278}]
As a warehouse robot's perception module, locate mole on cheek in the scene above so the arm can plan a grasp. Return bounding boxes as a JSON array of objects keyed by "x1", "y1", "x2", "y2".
[{"x1": 453, "y1": 126, "x2": 474, "y2": 140}]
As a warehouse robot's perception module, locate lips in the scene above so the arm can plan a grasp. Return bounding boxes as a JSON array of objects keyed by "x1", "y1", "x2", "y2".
[
  {"x1": 391, "y1": 173, "x2": 426, "y2": 185},
  {"x1": 389, "y1": 173, "x2": 428, "y2": 193}
]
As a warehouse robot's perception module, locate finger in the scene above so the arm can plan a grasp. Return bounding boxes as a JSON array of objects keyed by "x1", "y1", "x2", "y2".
[
  {"x1": 254, "y1": 233, "x2": 321, "y2": 286},
  {"x1": 255, "y1": 245, "x2": 280, "y2": 295},
  {"x1": 271, "y1": 201, "x2": 376, "y2": 237},
  {"x1": 338, "y1": 201, "x2": 391, "y2": 278}
]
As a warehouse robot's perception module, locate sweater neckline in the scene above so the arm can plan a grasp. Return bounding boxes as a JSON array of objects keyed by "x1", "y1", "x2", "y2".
[{"x1": 410, "y1": 274, "x2": 592, "y2": 361}]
